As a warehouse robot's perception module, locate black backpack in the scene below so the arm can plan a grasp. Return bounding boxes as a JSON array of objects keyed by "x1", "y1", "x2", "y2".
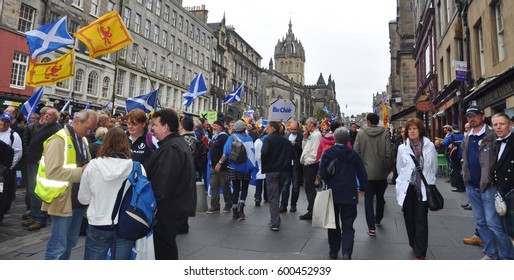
[
  {"x1": 229, "y1": 135, "x2": 247, "y2": 164},
  {"x1": 194, "y1": 139, "x2": 208, "y2": 177}
]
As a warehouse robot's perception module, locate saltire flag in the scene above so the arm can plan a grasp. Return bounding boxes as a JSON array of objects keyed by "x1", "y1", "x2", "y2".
[
  {"x1": 126, "y1": 90, "x2": 157, "y2": 113},
  {"x1": 223, "y1": 83, "x2": 243, "y2": 104},
  {"x1": 20, "y1": 87, "x2": 45, "y2": 124},
  {"x1": 85, "y1": 103, "x2": 91, "y2": 109},
  {"x1": 323, "y1": 106, "x2": 330, "y2": 114},
  {"x1": 25, "y1": 16, "x2": 74, "y2": 59},
  {"x1": 105, "y1": 101, "x2": 113, "y2": 111},
  {"x1": 26, "y1": 49, "x2": 75, "y2": 87},
  {"x1": 74, "y1": 11, "x2": 133, "y2": 60},
  {"x1": 183, "y1": 72, "x2": 207, "y2": 107},
  {"x1": 382, "y1": 101, "x2": 389, "y2": 128},
  {"x1": 60, "y1": 100, "x2": 71, "y2": 113},
  {"x1": 328, "y1": 114, "x2": 337, "y2": 124}
]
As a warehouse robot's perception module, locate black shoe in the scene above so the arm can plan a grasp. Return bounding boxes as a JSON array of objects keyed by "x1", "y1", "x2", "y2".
[
  {"x1": 255, "y1": 201, "x2": 261, "y2": 207},
  {"x1": 452, "y1": 188, "x2": 465, "y2": 192},
  {"x1": 329, "y1": 252, "x2": 338, "y2": 259},
  {"x1": 463, "y1": 205, "x2": 472, "y2": 210},
  {"x1": 461, "y1": 203, "x2": 470, "y2": 208},
  {"x1": 299, "y1": 213, "x2": 312, "y2": 220}
]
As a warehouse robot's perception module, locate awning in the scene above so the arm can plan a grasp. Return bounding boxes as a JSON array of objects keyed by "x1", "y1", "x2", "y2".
[{"x1": 391, "y1": 106, "x2": 416, "y2": 121}]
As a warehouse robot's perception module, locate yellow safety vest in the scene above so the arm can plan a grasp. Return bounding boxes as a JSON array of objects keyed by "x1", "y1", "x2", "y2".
[{"x1": 35, "y1": 129, "x2": 77, "y2": 203}]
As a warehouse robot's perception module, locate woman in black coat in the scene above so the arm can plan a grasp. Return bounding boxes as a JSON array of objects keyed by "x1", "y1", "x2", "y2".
[{"x1": 319, "y1": 127, "x2": 368, "y2": 260}]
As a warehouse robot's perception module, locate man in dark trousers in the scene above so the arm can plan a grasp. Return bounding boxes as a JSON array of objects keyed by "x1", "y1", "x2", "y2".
[
  {"x1": 280, "y1": 121, "x2": 302, "y2": 213},
  {"x1": 209, "y1": 120, "x2": 232, "y2": 213},
  {"x1": 145, "y1": 109, "x2": 196, "y2": 260},
  {"x1": 261, "y1": 121, "x2": 293, "y2": 231}
]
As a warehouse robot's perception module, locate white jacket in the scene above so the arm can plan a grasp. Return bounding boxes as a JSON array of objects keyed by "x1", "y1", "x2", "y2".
[
  {"x1": 78, "y1": 157, "x2": 137, "y2": 226},
  {"x1": 254, "y1": 138, "x2": 266, "y2": 179},
  {"x1": 395, "y1": 137, "x2": 437, "y2": 207}
]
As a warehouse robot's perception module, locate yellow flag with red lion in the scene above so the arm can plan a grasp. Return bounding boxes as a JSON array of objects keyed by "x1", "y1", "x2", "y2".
[
  {"x1": 26, "y1": 49, "x2": 75, "y2": 87},
  {"x1": 75, "y1": 11, "x2": 133, "y2": 59}
]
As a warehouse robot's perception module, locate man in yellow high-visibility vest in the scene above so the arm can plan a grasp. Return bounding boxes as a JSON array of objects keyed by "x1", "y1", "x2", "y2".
[{"x1": 39, "y1": 109, "x2": 97, "y2": 260}]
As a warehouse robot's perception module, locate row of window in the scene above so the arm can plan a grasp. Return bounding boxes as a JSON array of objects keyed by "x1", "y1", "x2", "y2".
[{"x1": 123, "y1": 10, "x2": 211, "y2": 71}]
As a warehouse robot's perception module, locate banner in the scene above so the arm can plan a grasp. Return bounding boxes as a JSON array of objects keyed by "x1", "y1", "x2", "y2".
[
  {"x1": 268, "y1": 99, "x2": 295, "y2": 122},
  {"x1": 207, "y1": 111, "x2": 217, "y2": 124}
]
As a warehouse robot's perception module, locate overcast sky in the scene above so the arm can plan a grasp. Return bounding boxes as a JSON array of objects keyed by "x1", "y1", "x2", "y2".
[{"x1": 183, "y1": 0, "x2": 397, "y2": 116}]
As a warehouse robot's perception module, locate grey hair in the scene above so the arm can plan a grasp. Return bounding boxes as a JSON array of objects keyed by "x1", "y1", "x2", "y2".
[
  {"x1": 306, "y1": 117, "x2": 318, "y2": 127},
  {"x1": 46, "y1": 108, "x2": 60, "y2": 122},
  {"x1": 74, "y1": 109, "x2": 97, "y2": 123},
  {"x1": 334, "y1": 127, "x2": 350, "y2": 144},
  {"x1": 39, "y1": 106, "x2": 52, "y2": 116}
]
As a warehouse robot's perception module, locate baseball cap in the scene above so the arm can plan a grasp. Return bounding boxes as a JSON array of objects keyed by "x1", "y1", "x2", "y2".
[
  {"x1": 0, "y1": 113, "x2": 13, "y2": 122},
  {"x1": 443, "y1": 124, "x2": 452, "y2": 130},
  {"x1": 465, "y1": 106, "x2": 484, "y2": 117}
]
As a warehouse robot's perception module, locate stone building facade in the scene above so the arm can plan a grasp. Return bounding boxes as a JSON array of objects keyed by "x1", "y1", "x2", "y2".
[{"x1": 388, "y1": 0, "x2": 418, "y2": 128}]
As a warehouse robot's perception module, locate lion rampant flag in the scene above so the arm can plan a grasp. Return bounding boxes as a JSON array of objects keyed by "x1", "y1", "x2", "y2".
[
  {"x1": 382, "y1": 101, "x2": 389, "y2": 128},
  {"x1": 26, "y1": 49, "x2": 75, "y2": 87},
  {"x1": 75, "y1": 11, "x2": 133, "y2": 59}
]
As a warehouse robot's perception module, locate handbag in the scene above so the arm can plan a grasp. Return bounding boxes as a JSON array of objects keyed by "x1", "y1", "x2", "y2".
[
  {"x1": 312, "y1": 181, "x2": 336, "y2": 229},
  {"x1": 409, "y1": 154, "x2": 444, "y2": 211},
  {"x1": 495, "y1": 191, "x2": 508, "y2": 217}
]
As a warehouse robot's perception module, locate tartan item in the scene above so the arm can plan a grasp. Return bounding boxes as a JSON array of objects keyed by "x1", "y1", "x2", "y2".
[
  {"x1": 501, "y1": 189, "x2": 514, "y2": 238},
  {"x1": 226, "y1": 168, "x2": 251, "y2": 181}
]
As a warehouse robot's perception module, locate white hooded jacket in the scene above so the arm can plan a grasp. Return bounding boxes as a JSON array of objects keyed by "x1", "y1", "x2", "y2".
[{"x1": 78, "y1": 157, "x2": 137, "y2": 226}]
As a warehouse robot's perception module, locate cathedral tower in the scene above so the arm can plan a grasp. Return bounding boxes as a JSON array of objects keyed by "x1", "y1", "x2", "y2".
[{"x1": 274, "y1": 19, "x2": 306, "y2": 85}]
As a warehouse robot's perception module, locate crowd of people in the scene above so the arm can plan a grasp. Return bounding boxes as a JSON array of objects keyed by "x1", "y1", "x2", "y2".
[{"x1": 1, "y1": 103, "x2": 514, "y2": 261}]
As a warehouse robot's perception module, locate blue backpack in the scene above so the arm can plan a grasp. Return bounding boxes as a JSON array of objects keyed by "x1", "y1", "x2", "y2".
[{"x1": 112, "y1": 162, "x2": 157, "y2": 241}]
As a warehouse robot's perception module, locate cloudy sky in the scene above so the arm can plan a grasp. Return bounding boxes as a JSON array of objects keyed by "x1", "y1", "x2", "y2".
[{"x1": 183, "y1": 0, "x2": 397, "y2": 116}]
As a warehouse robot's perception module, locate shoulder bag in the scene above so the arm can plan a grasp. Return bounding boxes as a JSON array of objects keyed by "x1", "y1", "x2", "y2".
[{"x1": 409, "y1": 154, "x2": 444, "y2": 211}]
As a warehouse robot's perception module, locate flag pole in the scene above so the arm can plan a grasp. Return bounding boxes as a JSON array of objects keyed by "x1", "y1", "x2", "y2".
[
  {"x1": 134, "y1": 47, "x2": 161, "y2": 109},
  {"x1": 110, "y1": 0, "x2": 126, "y2": 116}
]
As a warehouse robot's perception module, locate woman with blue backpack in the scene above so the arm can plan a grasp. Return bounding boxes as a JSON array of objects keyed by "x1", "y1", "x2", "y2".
[
  {"x1": 216, "y1": 120, "x2": 256, "y2": 220},
  {"x1": 78, "y1": 127, "x2": 146, "y2": 260}
]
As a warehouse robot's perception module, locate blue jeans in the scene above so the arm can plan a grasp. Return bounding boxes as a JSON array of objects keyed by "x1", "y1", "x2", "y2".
[
  {"x1": 45, "y1": 208, "x2": 85, "y2": 260},
  {"x1": 27, "y1": 163, "x2": 47, "y2": 224},
  {"x1": 281, "y1": 168, "x2": 300, "y2": 207},
  {"x1": 467, "y1": 184, "x2": 514, "y2": 259},
  {"x1": 84, "y1": 225, "x2": 135, "y2": 260}
]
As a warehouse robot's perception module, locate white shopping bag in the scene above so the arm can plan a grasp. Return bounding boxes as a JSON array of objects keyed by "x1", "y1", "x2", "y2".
[{"x1": 312, "y1": 183, "x2": 336, "y2": 229}]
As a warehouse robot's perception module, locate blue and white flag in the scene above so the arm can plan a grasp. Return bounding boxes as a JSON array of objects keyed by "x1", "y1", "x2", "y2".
[
  {"x1": 328, "y1": 114, "x2": 337, "y2": 124},
  {"x1": 323, "y1": 106, "x2": 330, "y2": 114},
  {"x1": 25, "y1": 16, "x2": 74, "y2": 59},
  {"x1": 20, "y1": 87, "x2": 44, "y2": 124},
  {"x1": 85, "y1": 103, "x2": 91, "y2": 109},
  {"x1": 60, "y1": 100, "x2": 71, "y2": 113},
  {"x1": 183, "y1": 72, "x2": 207, "y2": 107},
  {"x1": 223, "y1": 83, "x2": 243, "y2": 105},
  {"x1": 126, "y1": 90, "x2": 157, "y2": 113},
  {"x1": 247, "y1": 105, "x2": 254, "y2": 113},
  {"x1": 105, "y1": 101, "x2": 113, "y2": 111}
]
